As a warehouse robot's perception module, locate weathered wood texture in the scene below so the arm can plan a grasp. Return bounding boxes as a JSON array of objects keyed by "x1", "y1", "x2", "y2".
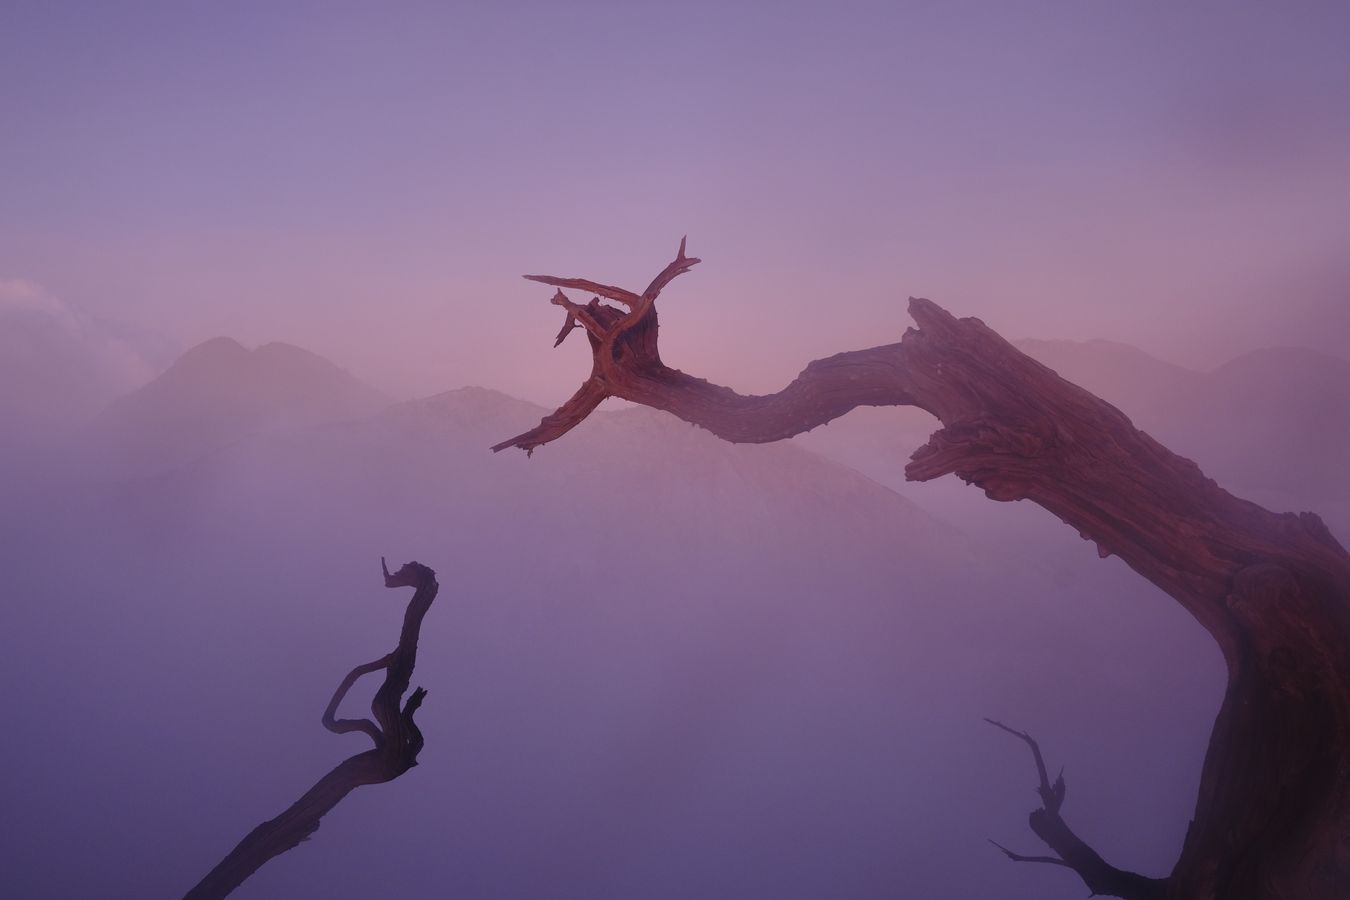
[
  {"x1": 184, "y1": 559, "x2": 439, "y2": 900},
  {"x1": 497, "y1": 242, "x2": 1350, "y2": 899}
]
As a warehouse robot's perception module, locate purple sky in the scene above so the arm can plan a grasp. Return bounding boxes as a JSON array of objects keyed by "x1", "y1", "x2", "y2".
[{"x1": 3, "y1": 1, "x2": 1348, "y2": 402}]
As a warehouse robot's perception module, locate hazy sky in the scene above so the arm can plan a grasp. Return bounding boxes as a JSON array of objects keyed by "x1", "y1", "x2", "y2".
[
  {"x1": 3, "y1": 8, "x2": 1347, "y2": 896},
  {"x1": 3, "y1": 1, "x2": 1348, "y2": 402}
]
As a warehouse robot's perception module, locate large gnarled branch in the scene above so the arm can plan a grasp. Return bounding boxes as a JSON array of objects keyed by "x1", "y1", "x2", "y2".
[
  {"x1": 184, "y1": 559, "x2": 440, "y2": 900},
  {"x1": 496, "y1": 241, "x2": 1350, "y2": 899}
]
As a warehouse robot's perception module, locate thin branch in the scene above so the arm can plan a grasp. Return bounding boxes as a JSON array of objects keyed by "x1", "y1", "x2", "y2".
[
  {"x1": 553, "y1": 313, "x2": 579, "y2": 347},
  {"x1": 988, "y1": 839, "x2": 1074, "y2": 868},
  {"x1": 185, "y1": 559, "x2": 441, "y2": 900},
  {"x1": 984, "y1": 717, "x2": 1061, "y2": 813},
  {"x1": 987, "y1": 720, "x2": 1166, "y2": 900},
  {"x1": 321, "y1": 653, "x2": 394, "y2": 746},
  {"x1": 639, "y1": 235, "x2": 700, "y2": 304},
  {"x1": 600, "y1": 237, "x2": 701, "y2": 356},
  {"x1": 490, "y1": 374, "x2": 610, "y2": 454},
  {"x1": 522, "y1": 274, "x2": 640, "y2": 308}
]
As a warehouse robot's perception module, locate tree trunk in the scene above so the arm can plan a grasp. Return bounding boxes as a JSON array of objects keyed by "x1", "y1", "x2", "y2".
[{"x1": 495, "y1": 241, "x2": 1350, "y2": 899}]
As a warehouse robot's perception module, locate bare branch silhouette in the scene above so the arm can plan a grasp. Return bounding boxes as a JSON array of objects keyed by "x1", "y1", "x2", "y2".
[
  {"x1": 985, "y1": 719, "x2": 1166, "y2": 899},
  {"x1": 184, "y1": 558, "x2": 440, "y2": 900}
]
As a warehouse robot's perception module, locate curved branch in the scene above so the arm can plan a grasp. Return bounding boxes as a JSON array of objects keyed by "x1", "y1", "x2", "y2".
[
  {"x1": 988, "y1": 840, "x2": 1073, "y2": 868},
  {"x1": 185, "y1": 559, "x2": 441, "y2": 899},
  {"x1": 496, "y1": 241, "x2": 1350, "y2": 899},
  {"x1": 321, "y1": 653, "x2": 393, "y2": 747},
  {"x1": 491, "y1": 369, "x2": 610, "y2": 454},
  {"x1": 639, "y1": 235, "x2": 699, "y2": 303},
  {"x1": 984, "y1": 719, "x2": 1063, "y2": 811},
  {"x1": 615, "y1": 235, "x2": 699, "y2": 346}
]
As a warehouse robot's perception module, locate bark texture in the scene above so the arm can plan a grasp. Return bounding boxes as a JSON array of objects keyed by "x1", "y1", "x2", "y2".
[
  {"x1": 496, "y1": 241, "x2": 1350, "y2": 899},
  {"x1": 184, "y1": 559, "x2": 439, "y2": 900}
]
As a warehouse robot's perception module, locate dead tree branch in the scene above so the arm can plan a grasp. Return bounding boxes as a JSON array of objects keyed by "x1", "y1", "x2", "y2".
[
  {"x1": 985, "y1": 719, "x2": 1167, "y2": 899},
  {"x1": 495, "y1": 241, "x2": 1350, "y2": 899},
  {"x1": 184, "y1": 558, "x2": 440, "y2": 900}
]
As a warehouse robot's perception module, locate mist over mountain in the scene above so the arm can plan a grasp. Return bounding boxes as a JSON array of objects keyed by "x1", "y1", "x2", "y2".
[
  {"x1": 2, "y1": 333, "x2": 1302, "y2": 899},
  {"x1": 0, "y1": 280, "x2": 157, "y2": 464},
  {"x1": 89, "y1": 337, "x2": 391, "y2": 477},
  {"x1": 7, "y1": 3, "x2": 1348, "y2": 894}
]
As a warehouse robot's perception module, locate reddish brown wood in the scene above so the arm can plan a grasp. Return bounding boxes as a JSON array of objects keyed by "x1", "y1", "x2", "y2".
[
  {"x1": 184, "y1": 559, "x2": 439, "y2": 900},
  {"x1": 497, "y1": 241, "x2": 1350, "y2": 899}
]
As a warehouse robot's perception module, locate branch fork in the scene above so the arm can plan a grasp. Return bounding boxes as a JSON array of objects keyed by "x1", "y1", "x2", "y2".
[{"x1": 493, "y1": 237, "x2": 700, "y2": 454}]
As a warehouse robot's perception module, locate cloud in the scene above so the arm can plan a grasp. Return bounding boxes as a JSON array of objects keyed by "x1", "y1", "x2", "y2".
[{"x1": 0, "y1": 280, "x2": 157, "y2": 436}]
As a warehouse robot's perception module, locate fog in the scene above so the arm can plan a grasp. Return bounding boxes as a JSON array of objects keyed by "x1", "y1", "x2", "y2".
[
  {"x1": 3, "y1": 3, "x2": 1348, "y2": 898},
  {"x1": 5, "y1": 328, "x2": 1345, "y2": 897}
]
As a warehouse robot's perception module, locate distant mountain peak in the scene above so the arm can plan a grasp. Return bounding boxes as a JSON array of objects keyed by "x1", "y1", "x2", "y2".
[
  {"x1": 95, "y1": 337, "x2": 392, "y2": 475},
  {"x1": 1214, "y1": 345, "x2": 1350, "y2": 378},
  {"x1": 1015, "y1": 337, "x2": 1198, "y2": 375},
  {"x1": 188, "y1": 335, "x2": 246, "y2": 351},
  {"x1": 145, "y1": 336, "x2": 379, "y2": 390},
  {"x1": 173, "y1": 335, "x2": 248, "y2": 364},
  {"x1": 253, "y1": 339, "x2": 314, "y2": 355},
  {"x1": 425, "y1": 384, "x2": 532, "y2": 403}
]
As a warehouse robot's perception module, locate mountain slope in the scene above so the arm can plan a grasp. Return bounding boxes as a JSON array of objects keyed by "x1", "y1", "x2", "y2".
[{"x1": 92, "y1": 337, "x2": 391, "y2": 475}]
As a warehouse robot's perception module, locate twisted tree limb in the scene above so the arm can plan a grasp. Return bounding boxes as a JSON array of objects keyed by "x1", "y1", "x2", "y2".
[
  {"x1": 496, "y1": 241, "x2": 1350, "y2": 899},
  {"x1": 184, "y1": 559, "x2": 440, "y2": 900}
]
